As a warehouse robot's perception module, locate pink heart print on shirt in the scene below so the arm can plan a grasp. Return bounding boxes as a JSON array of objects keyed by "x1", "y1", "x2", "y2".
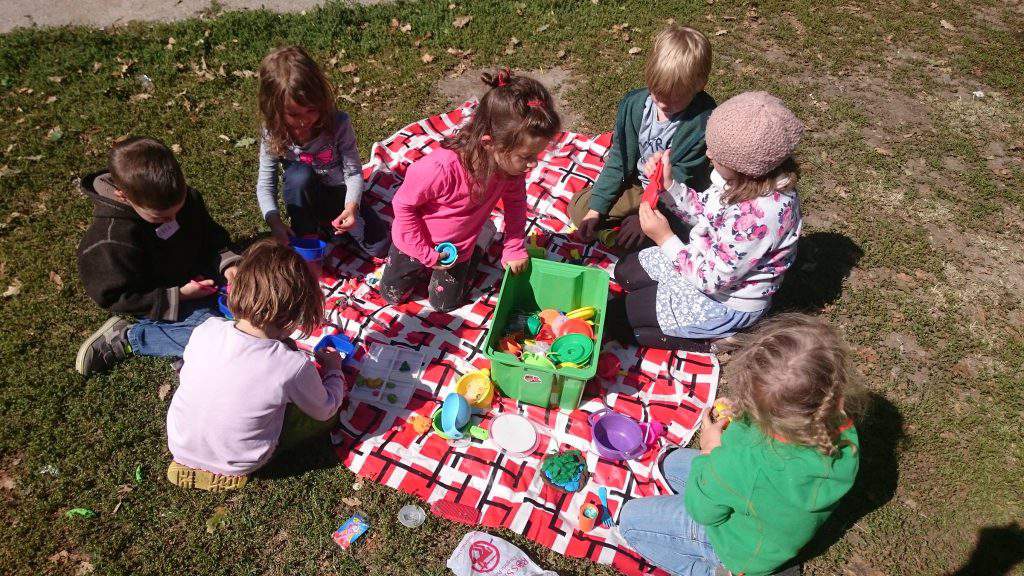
[{"x1": 299, "y1": 148, "x2": 334, "y2": 166}]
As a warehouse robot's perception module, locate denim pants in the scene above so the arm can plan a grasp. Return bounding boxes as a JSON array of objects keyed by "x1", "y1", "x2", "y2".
[
  {"x1": 126, "y1": 298, "x2": 218, "y2": 358},
  {"x1": 619, "y1": 448, "x2": 722, "y2": 576},
  {"x1": 282, "y1": 161, "x2": 389, "y2": 257}
]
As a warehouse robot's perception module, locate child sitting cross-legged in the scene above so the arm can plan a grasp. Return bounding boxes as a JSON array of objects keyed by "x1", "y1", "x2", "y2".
[
  {"x1": 76, "y1": 137, "x2": 240, "y2": 376},
  {"x1": 618, "y1": 314, "x2": 863, "y2": 576},
  {"x1": 609, "y1": 91, "x2": 804, "y2": 349},
  {"x1": 165, "y1": 238, "x2": 344, "y2": 491}
]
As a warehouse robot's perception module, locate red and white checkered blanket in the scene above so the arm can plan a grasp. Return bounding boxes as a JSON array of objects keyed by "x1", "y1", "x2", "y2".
[{"x1": 296, "y1": 101, "x2": 719, "y2": 576}]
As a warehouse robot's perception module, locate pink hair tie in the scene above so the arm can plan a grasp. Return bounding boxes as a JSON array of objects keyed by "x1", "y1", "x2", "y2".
[{"x1": 526, "y1": 99, "x2": 544, "y2": 108}]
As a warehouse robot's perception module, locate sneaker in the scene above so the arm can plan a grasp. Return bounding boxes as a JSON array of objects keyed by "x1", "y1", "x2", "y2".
[
  {"x1": 75, "y1": 316, "x2": 133, "y2": 376},
  {"x1": 166, "y1": 461, "x2": 248, "y2": 492}
]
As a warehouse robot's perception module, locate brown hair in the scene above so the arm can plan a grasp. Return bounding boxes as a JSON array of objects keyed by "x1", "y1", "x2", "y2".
[
  {"x1": 724, "y1": 313, "x2": 865, "y2": 457},
  {"x1": 644, "y1": 24, "x2": 712, "y2": 105},
  {"x1": 722, "y1": 157, "x2": 800, "y2": 205},
  {"x1": 442, "y1": 68, "x2": 561, "y2": 199},
  {"x1": 108, "y1": 137, "x2": 186, "y2": 210},
  {"x1": 227, "y1": 238, "x2": 324, "y2": 336},
  {"x1": 258, "y1": 45, "x2": 337, "y2": 157}
]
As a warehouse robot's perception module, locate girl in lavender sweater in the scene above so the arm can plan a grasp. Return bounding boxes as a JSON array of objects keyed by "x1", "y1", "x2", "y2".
[
  {"x1": 166, "y1": 239, "x2": 343, "y2": 491},
  {"x1": 612, "y1": 92, "x2": 805, "y2": 349}
]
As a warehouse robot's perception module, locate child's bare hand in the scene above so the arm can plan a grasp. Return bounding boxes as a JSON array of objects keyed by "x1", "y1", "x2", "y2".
[
  {"x1": 644, "y1": 150, "x2": 675, "y2": 191},
  {"x1": 699, "y1": 409, "x2": 726, "y2": 454},
  {"x1": 638, "y1": 203, "x2": 674, "y2": 245},
  {"x1": 332, "y1": 203, "x2": 359, "y2": 232},
  {"x1": 505, "y1": 258, "x2": 529, "y2": 275},
  {"x1": 577, "y1": 210, "x2": 602, "y2": 242},
  {"x1": 180, "y1": 277, "x2": 217, "y2": 300},
  {"x1": 223, "y1": 266, "x2": 238, "y2": 283},
  {"x1": 268, "y1": 216, "x2": 294, "y2": 246},
  {"x1": 315, "y1": 347, "x2": 343, "y2": 371},
  {"x1": 617, "y1": 214, "x2": 646, "y2": 249}
]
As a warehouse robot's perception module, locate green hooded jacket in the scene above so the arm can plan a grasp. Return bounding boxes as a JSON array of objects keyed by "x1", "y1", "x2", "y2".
[
  {"x1": 588, "y1": 88, "x2": 716, "y2": 214},
  {"x1": 685, "y1": 419, "x2": 860, "y2": 576}
]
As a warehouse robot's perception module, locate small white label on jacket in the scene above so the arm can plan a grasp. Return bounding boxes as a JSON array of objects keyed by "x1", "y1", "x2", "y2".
[{"x1": 155, "y1": 220, "x2": 180, "y2": 239}]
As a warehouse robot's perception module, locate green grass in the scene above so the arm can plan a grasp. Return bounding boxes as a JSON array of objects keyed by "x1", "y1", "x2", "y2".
[{"x1": 2, "y1": 1, "x2": 1023, "y2": 574}]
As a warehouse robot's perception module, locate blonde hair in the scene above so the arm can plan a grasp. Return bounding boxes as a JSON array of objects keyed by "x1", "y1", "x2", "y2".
[
  {"x1": 442, "y1": 68, "x2": 561, "y2": 201},
  {"x1": 644, "y1": 24, "x2": 712, "y2": 104},
  {"x1": 722, "y1": 157, "x2": 801, "y2": 204},
  {"x1": 724, "y1": 314, "x2": 864, "y2": 457},
  {"x1": 227, "y1": 238, "x2": 324, "y2": 336},
  {"x1": 258, "y1": 45, "x2": 337, "y2": 157}
]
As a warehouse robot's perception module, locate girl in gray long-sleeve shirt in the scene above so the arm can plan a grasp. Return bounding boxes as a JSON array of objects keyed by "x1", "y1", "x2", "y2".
[{"x1": 255, "y1": 46, "x2": 389, "y2": 256}]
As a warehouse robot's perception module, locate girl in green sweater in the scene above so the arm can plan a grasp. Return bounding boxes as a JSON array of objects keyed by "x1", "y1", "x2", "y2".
[{"x1": 618, "y1": 314, "x2": 862, "y2": 576}]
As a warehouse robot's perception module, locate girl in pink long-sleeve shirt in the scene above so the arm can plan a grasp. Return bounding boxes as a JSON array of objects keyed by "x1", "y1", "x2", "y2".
[{"x1": 380, "y1": 69, "x2": 562, "y2": 312}]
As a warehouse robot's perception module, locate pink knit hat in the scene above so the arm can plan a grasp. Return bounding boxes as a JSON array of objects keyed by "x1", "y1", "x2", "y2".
[{"x1": 705, "y1": 91, "x2": 804, "y2": 178}]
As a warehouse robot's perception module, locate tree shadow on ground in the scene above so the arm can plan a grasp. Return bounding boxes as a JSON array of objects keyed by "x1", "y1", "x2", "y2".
[
  {"x1": 773, "y1": 232, "x2": 864, "y2": 312},
  {"x1": 794, "y1": 392, "x2": 905, "y2": 566},
  {"x1": 946, "y1": 522, "x2": 1024, "y2": 576}
]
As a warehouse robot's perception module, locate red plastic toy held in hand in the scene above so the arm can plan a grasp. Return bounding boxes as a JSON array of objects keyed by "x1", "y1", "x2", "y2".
[{"x1": 642, "y1": 159, "x2": 665, "y2": 208}]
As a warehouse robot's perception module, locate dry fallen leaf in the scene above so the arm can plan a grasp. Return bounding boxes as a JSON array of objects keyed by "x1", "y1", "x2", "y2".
[
  {"x1": 46, "y1": 126, "x2": 63, "y2": 141},
  {"x1": 171, "y1": 144, "x2": 182, "y2": 154},
  {"x1": 453, "y1": 15, "x2": 473, "y2": 28},
  {"x1": 400, "y1": 23, "x2": 412, "y2": 33},
  {"x1": 129, "y1": 93, "x2": 152, "y2": 103},
  {"x1": 714, "y1": 29, "x2": 729, "y2": 36},
  {"x1": 940, "y1": 19, "x2": 955, "y2": 30},
  {"x1": 537, "y1": 24, "x2": 550, "y2": 32},
  {"x1": 0, "y1": 471, "x2": 15, "y2": 490},
  {"x1": 420, "y1": 53, "x2": 434, "y2": 64},
  {"x1": 874, "y1": 146, "x2": 893, "y2": 156},
  {"x1": 339, "y1": 63, "x2": 357, "y2": 74},
  {"x1": 557, "y1": 49, "x2": 567, "y2": 59},
  {"x1": 45, "y1": 95, "x2": 57, "y2": 104},
  {"x1": 628, "y1": 46, "x2": 642, "y2": 55},
  {"x1": 342, "y1": 497, "x2": 361, "y2": 507},
  {"x1": 49, "y1": 271, "x2": 63, "y2": 290},
  {"x1": 47, "y1": 76, "x2": 64, "y2": 83},
  {"x1": 3, "y1": 279, "x2": 22, "y2": 298},
  {"x1": 158, "y1": 383, "x2": 171, "y2": 401},
  {"x1": 76, "y1": 560, "x2": 94, "y2": 575}
]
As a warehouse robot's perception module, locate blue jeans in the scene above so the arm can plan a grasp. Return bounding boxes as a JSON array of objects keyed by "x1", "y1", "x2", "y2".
[
  {"x1": 127, "y1": 298, "x2": 218, "y2": 357},
  {"x1": 282, "y1": 161, "x2": 345, "y2": 237},
  {"x1": 619, "y1": 448, "x2": 721, "y2": 576}
]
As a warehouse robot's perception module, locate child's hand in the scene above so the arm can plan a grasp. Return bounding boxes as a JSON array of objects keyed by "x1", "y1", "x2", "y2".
[
  {"x1": 699, "y1": 408, "x2": 727, "y2": 454},
  {"x1": 315, "y1": 346, "x2": 343, "y2": 371},
  {"x1": 332, "y1": 202, "x2": 359, "y2": 232},
  {"x1": 223, "y1": 266, "x2": 238, "y2": 283},
  {"x1": 638, "y1": 203, "x2": 674, "y2": 245},
  {"x1": 644, "y1": 150, "x2": 675, "y2": 191},
  {"x1": 180, "y1": 277, "x2": 217, "y2": 300},
  {"x1": 617, "y1": 214, "x2": 646, "y2": 249},
  {"x1": 577, "y1": 210, "x2": 602, "y2": 242},
  {"x1": 505, "y1": 258, "x2": 529, "y2": 275},
  {"x1": 268, "y1": 215, "x2": 294, "y2": 246}
]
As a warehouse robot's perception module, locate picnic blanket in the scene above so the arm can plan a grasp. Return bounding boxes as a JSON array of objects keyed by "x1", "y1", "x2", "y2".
[{"x1": 294, "y1": 101, "x2": 719, "y2": 576}]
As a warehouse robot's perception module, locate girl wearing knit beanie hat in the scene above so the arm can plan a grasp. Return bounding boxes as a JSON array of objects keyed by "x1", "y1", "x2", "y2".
[{"x1": 608, "y1": 91, "x2": 804, "y2": 349}]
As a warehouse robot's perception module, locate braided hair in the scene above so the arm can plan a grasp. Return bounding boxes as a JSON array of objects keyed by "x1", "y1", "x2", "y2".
[{"x1": 723, "y1": 313, "x2": 864, "y2": 456}]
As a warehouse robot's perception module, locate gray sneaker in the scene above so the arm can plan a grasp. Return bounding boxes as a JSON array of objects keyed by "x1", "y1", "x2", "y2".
[{"x1": 75, "y1": 316, "x2": 133, "y2": 376}]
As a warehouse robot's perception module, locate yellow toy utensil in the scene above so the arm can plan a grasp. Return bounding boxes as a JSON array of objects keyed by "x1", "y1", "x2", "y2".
[{"x1": 566, "y1": 306, "x2": 596, "y2": 321}]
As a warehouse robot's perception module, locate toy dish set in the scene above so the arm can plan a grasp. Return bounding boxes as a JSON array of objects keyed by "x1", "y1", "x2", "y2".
[{"x1": 484, "y1": 258, "x2": 609, "y2": 410}]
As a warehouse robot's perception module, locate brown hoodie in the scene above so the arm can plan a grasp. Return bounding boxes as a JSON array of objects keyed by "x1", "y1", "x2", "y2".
[{"x1": 76, "y1": 171, "x2": 240, "y2": 321}]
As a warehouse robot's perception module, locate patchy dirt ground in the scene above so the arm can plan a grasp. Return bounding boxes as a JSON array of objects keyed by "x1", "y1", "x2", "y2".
[{"x1": 435, "y1": 65, "x2": 590, "y2": 133}]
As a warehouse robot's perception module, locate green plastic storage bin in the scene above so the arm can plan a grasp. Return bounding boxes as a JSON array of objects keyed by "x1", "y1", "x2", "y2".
[{"x1": 485, "y1": 258, "x2": 609, "y2": 410}]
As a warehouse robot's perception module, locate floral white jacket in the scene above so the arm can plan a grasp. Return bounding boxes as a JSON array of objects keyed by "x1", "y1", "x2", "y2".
[{"x1": 660, "y1": 170, "x2": 802, "y2": 312}]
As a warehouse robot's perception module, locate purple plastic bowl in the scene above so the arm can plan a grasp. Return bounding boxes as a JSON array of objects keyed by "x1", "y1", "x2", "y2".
[{"x1": 589, "y1": 409, "x2": 650, "y2": 461}]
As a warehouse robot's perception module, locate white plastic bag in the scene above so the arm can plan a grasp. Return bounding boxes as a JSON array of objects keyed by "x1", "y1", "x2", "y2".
[{"x1": 447, "y1": 531, "x2": 558, "y2": 576}]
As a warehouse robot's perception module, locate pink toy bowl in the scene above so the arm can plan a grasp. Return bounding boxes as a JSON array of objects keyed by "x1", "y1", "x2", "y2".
[{"x1": 588, "y1": 409, "x2": 662, "y2": 461}]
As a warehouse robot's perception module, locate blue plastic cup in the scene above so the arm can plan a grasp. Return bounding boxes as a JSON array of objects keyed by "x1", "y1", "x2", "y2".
[
  {"x1": 290, "y1": 237, "x2": 329, "y2": 262},
  {"x1": 313, "y1": 334, "x2": 356, "y2": 364},
  {"x1": 435, "y1": 242, "x2": 458, "y2": 266}
]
